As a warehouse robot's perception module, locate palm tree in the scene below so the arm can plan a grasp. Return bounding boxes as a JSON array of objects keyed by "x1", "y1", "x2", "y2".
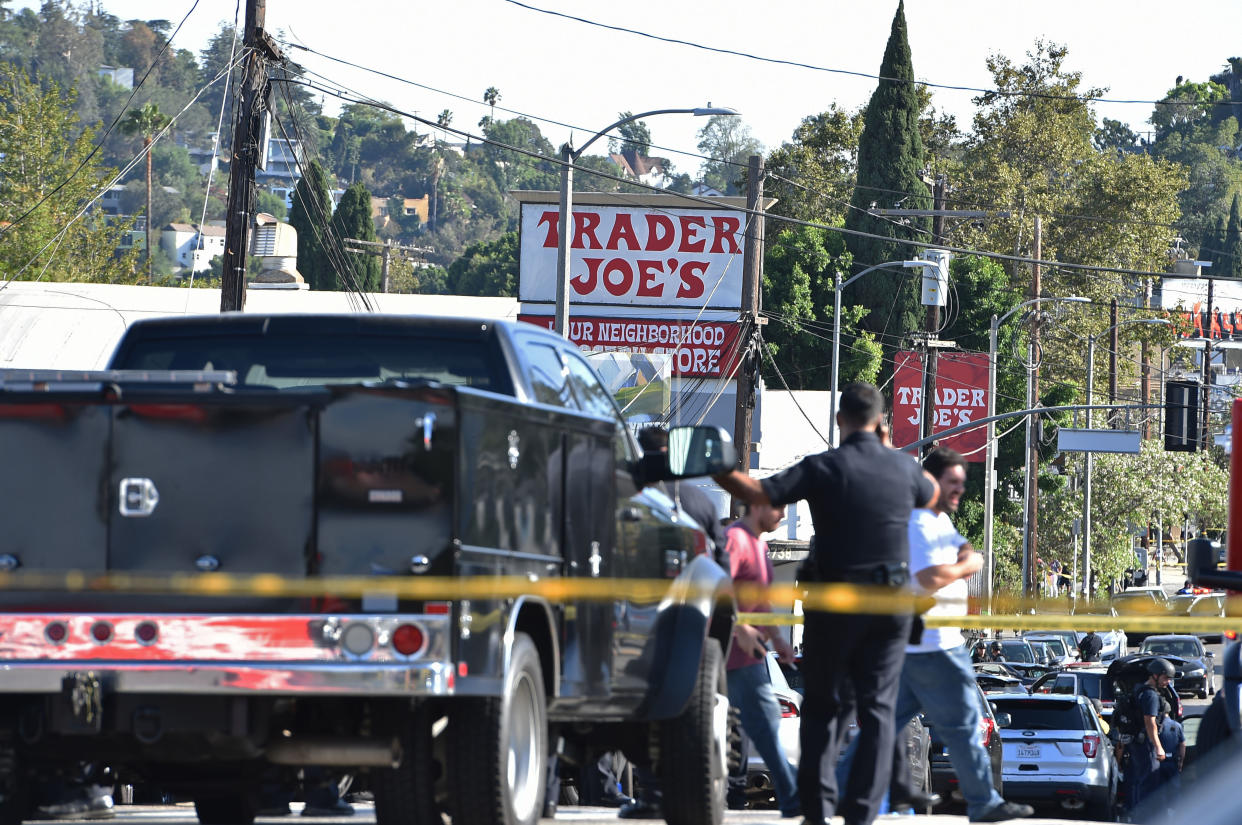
[
  {"x1": 120, "y1": 102, "x2": 171, "y2": 282},
  {"x1": 483, "y1": 86, "x2": 501, "y2": 122}
]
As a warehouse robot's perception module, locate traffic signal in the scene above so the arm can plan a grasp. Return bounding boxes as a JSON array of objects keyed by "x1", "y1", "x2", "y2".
[{"x1": 1164, "y1": 380, "x2": 1200, "y2": 452}]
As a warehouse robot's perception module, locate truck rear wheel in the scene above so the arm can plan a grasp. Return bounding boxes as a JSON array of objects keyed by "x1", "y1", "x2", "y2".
[
  {"x1": 447, "y1": 632, "x2": 547, "y2": 825},
  {"x1": 659, "y1": 639, "x2": 727, "y2": 825},
  {"x1": 373, "y1": 704, "x2": 442, "y2": 825}
]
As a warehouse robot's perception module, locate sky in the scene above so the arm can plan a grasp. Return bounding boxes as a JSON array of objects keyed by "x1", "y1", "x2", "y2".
[{"x1": 14, "y1": 0, "x2": 1242, "y2": 176}]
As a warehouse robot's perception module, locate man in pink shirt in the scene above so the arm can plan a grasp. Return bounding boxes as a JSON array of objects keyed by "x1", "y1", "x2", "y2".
[{"x1": 727, "y1": 502, "x2": 799, "y2": 818}]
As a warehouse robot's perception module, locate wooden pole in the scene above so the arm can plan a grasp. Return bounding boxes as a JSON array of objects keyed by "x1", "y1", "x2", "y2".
[{"x1": 731, "y1": 155, "x2": 765, "y2": 516}]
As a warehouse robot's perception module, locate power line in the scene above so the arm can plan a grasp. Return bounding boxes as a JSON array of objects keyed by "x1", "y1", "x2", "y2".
[
  {"x1": 0, "y1": 51, "x2": 250, "y2": 291},
  {"x1": 0, "y1": 0, "x2": 205, "y2": 242},
  {"x1": 287, "y1": 74, "x2": 1191, "y2": 286},
  {"x1": 501, "y1": 0, "x2": 1235, "y2": 109}
]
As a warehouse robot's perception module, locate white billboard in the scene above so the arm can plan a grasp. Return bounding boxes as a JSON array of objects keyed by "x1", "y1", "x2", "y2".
[{"x1": 518, "y1": 203, "x2": 746, "y2": 310}]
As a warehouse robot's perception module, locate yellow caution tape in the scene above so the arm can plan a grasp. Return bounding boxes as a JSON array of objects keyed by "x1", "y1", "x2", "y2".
[{"x1": 0, "y1": 570, "x2": 1236, "y2": 633}]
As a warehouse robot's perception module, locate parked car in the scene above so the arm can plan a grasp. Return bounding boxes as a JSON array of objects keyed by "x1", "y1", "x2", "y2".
[
  {"x1": 926, "y1": 683, "x2": 1006, "y2": 808},
  {"x1": 1022, "y1": 634, "x2": 1072, "y2": 667},
  {"x1": 1028, "y1": 641, "x2": 1054, "y2": 666},
  {"x1": 996, "y1": 640, "x2": 1038, "y2": 664},
  {"x1": 1167, "y1": 593, "x2": 1234, "y2": 645},
  {"x1": 1029, "y1": 668, "x2": 1117, "y2": 720},
  {"x1": 987, "y1": 693, "x2": 1119, "y2": 819},
  {"x1": 1139, "y1": 635, "x2": 1215, "y2": 698},
  {"x1": 1022, "y1": 630, "x2": 1080, "y2": 663},
  {"x1": 745, "y1": 651, "x2": 801, "y2": 804},
  {"x1": 975, "y1": 670, "x2": 1027, "y2": 695},
  {"x1": 1113, "y1": 590, "x2": 1171, "y2": 645}
]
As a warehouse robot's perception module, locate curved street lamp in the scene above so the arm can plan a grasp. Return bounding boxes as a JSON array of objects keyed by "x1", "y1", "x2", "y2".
[
  {"x1": 1081, "y1": 317, "x2": 1172, "y2": 597},
  {"x1": 983, "y1": 296, "x2": 1088, "y2": 610},
  {"x1": 828, "y1": 259, "x2": 941, "y2": 448},
  {"x1": 553, "y1": 107, "x2": 740, "y2": 336}
]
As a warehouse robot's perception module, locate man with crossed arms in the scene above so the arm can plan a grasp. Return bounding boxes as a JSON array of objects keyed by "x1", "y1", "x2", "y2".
[{"x1": 888, "y1": 447, "x2": 1032, "y2": 823}]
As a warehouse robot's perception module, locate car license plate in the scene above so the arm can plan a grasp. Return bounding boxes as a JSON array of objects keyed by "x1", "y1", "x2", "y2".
[{"x1": 1017, "y1": 745, "x2": 1041, "y2": 759}]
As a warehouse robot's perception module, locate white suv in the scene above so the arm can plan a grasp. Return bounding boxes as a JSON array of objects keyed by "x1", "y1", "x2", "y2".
[{"x1": 987, "y1": 693, "x2": 1119, "y2": 820}]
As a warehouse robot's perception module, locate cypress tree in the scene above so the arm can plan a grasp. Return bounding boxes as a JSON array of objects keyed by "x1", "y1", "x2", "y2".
[
  {"x1": 330, "y1": 182, "x2": 382, "y2": 292},
  {"x1": 1198, "y1": 215, "x2": 1223, "y2": 269},
  {"x1": 288, "y1": 160, "x2": 333, "y2": 290},
  {"x1": 843, "y1": 0, "x2": 931, "y2": 342},
  {"x1": 1226, "y1": 193, "x2": 1242, "y2": 279}
]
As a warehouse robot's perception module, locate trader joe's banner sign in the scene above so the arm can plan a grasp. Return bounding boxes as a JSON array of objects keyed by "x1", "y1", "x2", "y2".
[
  {"x1": 519, "y1": 204, "x2": 746, "y2": 310},
  {"x1": 891, "y1": 351, "x2": 990, "y2": 461}
]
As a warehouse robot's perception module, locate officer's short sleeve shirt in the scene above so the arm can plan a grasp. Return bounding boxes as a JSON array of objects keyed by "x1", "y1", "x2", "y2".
[
  {"x1": 758, "y1": 430, "x2": 934, "y2": 572},
  {"x1": 1138, "y1": 684, "x2": 1162, "y2": 718}
]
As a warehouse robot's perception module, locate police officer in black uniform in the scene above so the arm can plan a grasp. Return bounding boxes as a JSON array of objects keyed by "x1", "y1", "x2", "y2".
[{"x1": 715, "y1": 382, "x2": 937, "y2": 825}]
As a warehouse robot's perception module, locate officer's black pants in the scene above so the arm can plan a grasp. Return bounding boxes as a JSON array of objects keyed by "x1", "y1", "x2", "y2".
[{"x1": 798, "y1": 610, "x2": 910, "y2": 825}]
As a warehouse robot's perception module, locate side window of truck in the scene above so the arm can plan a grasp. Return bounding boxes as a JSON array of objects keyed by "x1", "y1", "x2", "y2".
[
  {"x1": 526, "y1": 343, "x2": 575, "y2": 408},
  {"x1": 564, "y1": 352, "x2": 637, "y2": 465}
]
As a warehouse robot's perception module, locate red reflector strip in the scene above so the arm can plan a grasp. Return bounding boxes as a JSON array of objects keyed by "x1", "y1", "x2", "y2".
[
  {"x1": 126, "y1": 404, "x2": 208, "y2": 423},
  {"x1": 0, "y1": 403, "x2": 67, "y2": 420},
  {"x1": 425, "y1": 602, "x2": 451, "y2": 615}
]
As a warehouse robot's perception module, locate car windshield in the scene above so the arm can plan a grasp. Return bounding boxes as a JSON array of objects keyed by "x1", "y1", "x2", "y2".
[
  {"x1": 991, "y1": 699, "x2": 1088, "y2": 731},
  {"x1": 1189, "y1": 597, "x2": 1225, "y2": 616},
  {"x1": 1142, "y1": 640, "x2": 1202, "y2": 658},
  {"x1": 1056, "y1": 672, "x2": 1114, "y2": 701},
  {"x1": 1029, "y1": 638, "x2": 1068, "y2": 657},
  {"x1": 999, "y1": 641, "x2": 1035, "y2": 663}
]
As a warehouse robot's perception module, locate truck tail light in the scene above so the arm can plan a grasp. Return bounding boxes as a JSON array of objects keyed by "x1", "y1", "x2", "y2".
[
  {"x1": 45, "y1": 621, "x2": 68, "y2": 644},
  {"x1": 1226, "y1": 630, "x2": 1237, "y2": 641},
  {"x1": 90, "y1": 621, "x2": 114, "y2": 643},
  {"x1": 391, "y1": 624, "x2": 425, "y2": 656},
  {"x1": 134, "y1": 621, "x2": 159, "y2": 644},
  {"x1": 1083, "y1": 733, "x2": 1100, "y2": 758},
  {"x1": 778, "y1": 698, "x2": 799, "y2": 719}
]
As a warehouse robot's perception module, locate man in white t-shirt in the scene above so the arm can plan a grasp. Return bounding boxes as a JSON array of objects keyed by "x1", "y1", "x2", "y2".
[{"x1": 887, "y1": 448, "x2": 1033, "y2": 823}]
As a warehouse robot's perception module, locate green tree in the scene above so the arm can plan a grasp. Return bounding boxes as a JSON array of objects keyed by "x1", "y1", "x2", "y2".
[
  {"x1": 760, "y1": 224, "x2": 880, "y2": 390},
  {"x1": 447, "y1": 232, "x2": 518, "y2": 296},
  {"x1": 609, "y1": 111, "x2": 651, "y2": 156},
  {"x1": 1226, "y1": 193, "x2": 1242, "y2": 278},
  {"x1": 120, "y1": 101, "x2": 171, "y2": 282},
  {"x1": 696, "y1": 115, "x2": 763, "y2": 195},
  {"x1": 1093, "y1": 118, "x2": 1139, "y2": 153},
  {"x1": 842, "y1": 1, "x2": 931, "y2": 345},
  {"x1": 288, "y1": 159, "x2": 333, "y2": 290},
  {"x1": 765, "y1": 106, "x2": 865, "y2": 224},
  {"x1": 0, "y1": 63, "x2": 136, "y2": 284},
  {"x1": 483, "y1": 86, "x2": 501, "y2": 122},
  {"x1": 330, "y1": 181, "x2": 381, "y2": 292}
]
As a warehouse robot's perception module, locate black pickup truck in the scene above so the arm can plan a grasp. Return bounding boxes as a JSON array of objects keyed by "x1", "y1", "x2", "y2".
[{"x1": 0, "y1": 314, "x2": 738, "y2": 825}]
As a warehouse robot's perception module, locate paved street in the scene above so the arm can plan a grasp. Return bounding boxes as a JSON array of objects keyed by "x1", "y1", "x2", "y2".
[{"x1": 80, "y1": 804, "x2": 1098, "y2": 825}]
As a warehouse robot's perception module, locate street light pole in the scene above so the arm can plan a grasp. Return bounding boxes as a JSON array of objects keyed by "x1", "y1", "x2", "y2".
[
  {"x1": 829, "y1": 259, "x2": 939, "y2": 447},
  {"x1": 984, "y1": 296, "x2": 1087, "y2": 611},
  {"x1": 553, "y1": 107, "x2": 739, "y2": 337},
  {"x1": 1081, "y1": 317, "x2": 1171, "y2": 598}
]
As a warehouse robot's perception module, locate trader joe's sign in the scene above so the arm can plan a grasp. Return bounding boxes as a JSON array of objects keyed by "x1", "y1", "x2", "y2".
[
  {"x1": 891, "y1": 351, "x2": 990, "y2": 461},
  {"x1": 518, "y1": 204, "x2": 746, "y2": 310}
]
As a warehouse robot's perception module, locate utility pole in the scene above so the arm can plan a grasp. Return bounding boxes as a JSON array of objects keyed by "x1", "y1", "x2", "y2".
[
  {"x1": 918, "y1": 176, "x2": 948, "y2": 454},
  {"x1": 1141, "y1": 281, "x2": 1153, "y2": 439},
  {"x1": 220, "y1": 0, "x2": 283, "y2": 312},
  {"x1": 1108, "y1": 298, "x2": 1119, "y2": 427},
  {"x1": 731, "y1": 155, "x2": 765, "y2": 516},
  {"x1": 343, "y1": 238, "x2": 435, "y2": 293},
  {"x1": 1025, "y1": 216, "x2": 1042, "y2": 597},
  {"x1": 1203, "y1": 277, "x2": 1215, "y2": 449}
]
